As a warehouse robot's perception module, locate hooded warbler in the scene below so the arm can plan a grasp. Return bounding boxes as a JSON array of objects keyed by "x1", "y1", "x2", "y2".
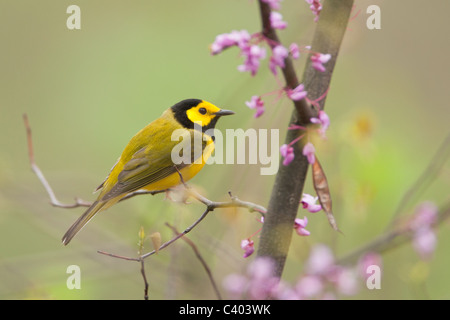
[{"x1": 62, "y1": 99, "x2": 234, "y2": 245}]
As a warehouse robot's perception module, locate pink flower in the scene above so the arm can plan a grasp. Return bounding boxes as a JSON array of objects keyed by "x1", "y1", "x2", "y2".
[
  {"x1": 247, "y1": 258, "x2": 279, "y2": 299},
  {"x1": 238, "y1": 44, "x2": 266, "y2": 76},
  {"x1": 222, "y1": 274, "x2": 248, "y2": 299},
  {"x1": 302, "y1": 142, "x2": 316, "y2": 164},
  {"x1": 210, "y1": 30, "x2": 251, "y2": 55},
  {"x1": 270, "y1": 12, "x2": 287, "y2": 30},
  {"x1": 413, "y1": 227, "x2": 437, "y2": 260},
  {"x1": 269, "y1": 45, "x2": 289, "y2": 75},
  {"x1": 310, "y1": 110, "x2": 330, "y2": 138},
  {"x1": 301, "y1": 193, "x2": 322, "y2": 213},
  {"x1": 280, "y1": 144, "x2": 295, "y2": 166},
  {"x1": 261, "y1": 0, "x2": 283, "y2": 10},
  {"x1": 294, "y1": 217, "x2": 310, "y2": 236},
  {"x1": 245, "y1": 95, "x2": 265, "y2": 118},
  {"x1": 286, "y1": 84, "x2": 308, "y2": 101},
  {"x1": 241, "y1": 239, "x2": 255, "y2": 258},
  {"x1": 296, "y1": 275, "x2": 323, "y2": 298},
  {"x1": 223, "y1": 258, "x2": 280, "y2": 300},
  {"x1": 305, "y1": 244, "x2": 335, "y2": 275},
  {"x1": 289, "y1": 43, "x2": 300, "y2": 59},
  {"x1": 311, "y1": 53, "x2": 331, "y2": 72},
  {"x1": 357, "y1": 252, "x2": 383, "y2": 279},
  {"x1": 305, "y1": 0, "x2": 322, "y2": 22},
  {"x1": 334, "y1": 267, "x2": 359, "y2": 296},
  {"x1": 410, "y1": 202, "x2": 438, "y2": 231},
  {"x1": 409, "y1": 202, "x2": 438, "y2": 260}
]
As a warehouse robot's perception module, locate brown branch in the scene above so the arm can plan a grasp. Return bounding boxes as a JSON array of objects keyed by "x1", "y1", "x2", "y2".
[
  {"x1": 339, "y1": 134, "x2": 450, "y2": 264},
  {"x1": 259, "y1": 2, "x2": 313, "y2": 123},
  {"x1": 140, "y1": 258, "x2": 149, "y2": 300},
  {"x1": 338, "y1": 201, "x2": 450, "y2": 265},
  {"x1": 118, "y1": 189, "x2": 167, "y2": 202},
  {"x1": 98, "y1": 207, "x2": 212, "y2": 261},
  {"x1": 256, "y1": 0, "x2": 355, "y2": 277},
  {"x1": 166, "y1": 223, "x2": 222, "y2": 300},
  {"x1": 98, "y1": 190, "x2": 266, "y2": 261}
]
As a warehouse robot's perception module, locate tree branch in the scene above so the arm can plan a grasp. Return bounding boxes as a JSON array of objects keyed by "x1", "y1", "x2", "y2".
[
  {"x1": 98, "y1": 189, "x2": 266, "y2": 261},
  {"x1": 259, "y1": 2, "x2": 313, "y2": 124},
  {"x1": 256, "y1": 0, "x2": 354, "y2": 277},
  {"x1": 338, "y1": 201, "x2": 450, "y2": 265}
]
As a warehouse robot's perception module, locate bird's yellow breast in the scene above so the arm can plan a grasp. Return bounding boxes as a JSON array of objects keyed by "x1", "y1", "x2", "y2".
[{"x1": 141, "y1": 134, "x2": 215, "y2": 192}]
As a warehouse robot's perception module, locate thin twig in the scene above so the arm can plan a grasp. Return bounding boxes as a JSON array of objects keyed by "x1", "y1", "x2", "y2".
[
  {"x1": 166, "y1": 223, "x2": 222, "y2": 300},
  {"x1": 338, "y1": 201, "x2": 450, "y2": 265},
  {"x1": 140, "y1": 258, "x2": 149, "y2": 300},
  {"x1": 98, "y1": 191, "x2": 266, "y2": 261},
  {"x1": 119, "y1": 189, "x2": 168, "y2": 202},
  {"x1": 98, "y1": 207, "x2": 213, "y2": 261},
  {"x1": 189, "y1": 189, "x2": 267, "y2": 216},
  {"x1": 23, "y1": 113, "x2": 91, "y2": 208},
  {"x1": 137, "y1": 228, "x2": 150, "y2": 300},
  {"x1": 338, "y1": 136, "x2": 450, "y2": 265},
  {"x1": 387, "y1": 132, "x2": 450, "y2": 229}
]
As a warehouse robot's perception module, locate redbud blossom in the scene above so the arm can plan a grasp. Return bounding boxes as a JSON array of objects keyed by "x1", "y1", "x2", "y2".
[
  {"x1": 410, "y1": 202, "x2": 438, "y2": 231},
  {"x1": 357, "y1": 252, "x2": 382, "y2": 280},
  {"x1": 301, "y1": 193, "x2": 322, "y2": 213},
  {"x1": 210, "y1": 30, "x2": 251, "y2": 55},
  {"x1": 245, "y1": 95, "x2": 265, "y2": 118},
  {"x1": 286, "y1": 84, "x2": 308, "y2": 101},
  {"x1": 302, "y1": 142, "x2": 316, "y2": 164},
  {"x1": 262, "y1": 0, "x2": 283, "y2": 10},
  {"x1": 269, "y1": 45, "x2": 289, "y2": 75},
  {"x1": 241, "y1": 239, "x2": 255, "y2": 258},
  {"x1": 270, "y1": 12, "x2": 287, "y2": 30},
  {"x1": 296, "y1": 275, "x2": 323, "y2": 298},
  {"x1": 311, "y1": 53, "x2": 331, "y2": 72},
  {"x1": 223, "y1": 258, "x2": 280, "y2": 300},
  {"x1": 222, "y1": 274, "x2": 248, "y2": 299},
  {"x1": 289, "y1": 43, "x2": 300, "y2": 59},
  {"x1": 305, "y1": 244, "x2": 335, "y2": 275},
  {"x1": 410, "y1": 202, "x2": 438, "y2": 260},
  {"x1": 310, "y1": 110, "x2": 330, "y2": 138},
  {"x1": 280, "y1": 144, "x2": 295, "y2": 166},
  {"x1": 413, "y1": 227, "x2": 437, "y2": 260},
  {"x1": 305, "y1": 0, "x2": 322, "y2": 22},
  {"x1": 238, "y1": 44, "x2": 266, "y2": 76},
  {"x1": 334, "y1": 267, "x2": 359, "y2": 296},
  {"x1": 294, "y1": 217, "x2": 310, "y2": 236}
]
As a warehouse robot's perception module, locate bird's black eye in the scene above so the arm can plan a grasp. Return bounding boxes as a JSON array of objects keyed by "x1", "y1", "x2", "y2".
[{"x1": 199, "y1": 107, "x2": 207, "y2": 115}]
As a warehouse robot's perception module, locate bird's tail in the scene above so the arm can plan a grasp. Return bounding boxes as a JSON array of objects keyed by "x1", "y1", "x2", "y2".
[{"x1": 62, "y1": 200, "x2": 107, "y2": 245}]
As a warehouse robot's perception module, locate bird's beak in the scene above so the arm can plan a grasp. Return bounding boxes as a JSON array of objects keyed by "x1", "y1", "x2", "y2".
[{"x1": 214, "y1": 109, "x2": 235, "y2": 116}]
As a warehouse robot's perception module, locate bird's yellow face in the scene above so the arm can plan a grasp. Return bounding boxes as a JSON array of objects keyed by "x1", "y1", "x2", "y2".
[
  {"x1": 171, "y1": 99, "x2": 234, "y2": 132},
  {"x1": 185, "y1": 100, "x2": 222, "y2": 127}
]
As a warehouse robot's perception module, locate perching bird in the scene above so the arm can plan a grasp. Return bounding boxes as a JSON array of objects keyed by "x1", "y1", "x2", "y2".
[{"x1": 62, "y1": 99, "x2": 234, "y2": 245}]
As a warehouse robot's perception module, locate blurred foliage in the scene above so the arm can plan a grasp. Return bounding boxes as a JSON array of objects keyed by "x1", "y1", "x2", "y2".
[{"x1": 0, "y1": 0, "x2": 449, "y2": 299}]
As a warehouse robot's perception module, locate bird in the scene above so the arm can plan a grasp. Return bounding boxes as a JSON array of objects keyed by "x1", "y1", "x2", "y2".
[{"x1": 62, "y1": 99, "x2": 234, "y2": 245}]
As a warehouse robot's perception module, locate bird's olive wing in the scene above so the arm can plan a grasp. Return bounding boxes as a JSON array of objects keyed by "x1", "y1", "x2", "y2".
[{"x1": 101, "y1": 130, "x2": 207, "y2": 201}]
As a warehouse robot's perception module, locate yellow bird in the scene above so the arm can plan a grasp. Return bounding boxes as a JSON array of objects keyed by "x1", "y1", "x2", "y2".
[{"x1": 62, "y1": 99, "x2": 234, "y2": 245}]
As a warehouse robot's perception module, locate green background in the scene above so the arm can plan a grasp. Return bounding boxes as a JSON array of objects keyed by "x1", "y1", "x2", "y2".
[{"x1": 0, "y1": 0, "x2": 449, "y2": 299}]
